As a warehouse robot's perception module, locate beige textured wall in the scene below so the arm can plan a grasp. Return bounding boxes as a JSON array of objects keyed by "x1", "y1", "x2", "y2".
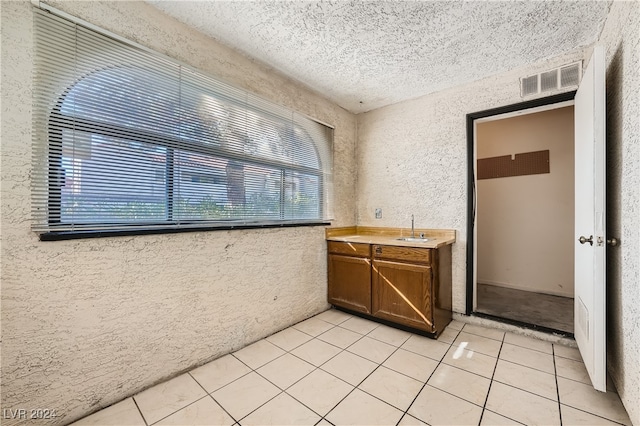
[
  {"x1": 357, "y1": 48, "x2": 590, "y2": 314},
  {"x1": 597, "y1": 1, "x2": 640, "y2": 424},
  {"x1": 358, "y1": 2, "x2": 639, "y2": 422},
  {"x1": 0, "y1": 1, "x2": 356, "y2": 424},
  {"x1": 476, "y1": 107, "x2": 575, "y2": 297}
]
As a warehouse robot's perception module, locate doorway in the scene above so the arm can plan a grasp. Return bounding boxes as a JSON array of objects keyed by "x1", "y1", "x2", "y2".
[{"x1": 466, "y1": 92, "x2": 577, "y2": 335}]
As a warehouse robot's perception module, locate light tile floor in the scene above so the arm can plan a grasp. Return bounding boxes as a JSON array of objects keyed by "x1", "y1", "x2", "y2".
[{"x1": 72, "y1": 309, "x2": 632, "y2": 426}]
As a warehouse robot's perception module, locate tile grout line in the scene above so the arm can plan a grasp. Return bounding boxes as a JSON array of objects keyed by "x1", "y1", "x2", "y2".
[
  {"x1": 231, "y1": 337, "x2": 331, "y2": 426},
  {"x1": 252, "y1": 360, "x2": 325, "y2": 419},
  {"x1": 378, "y1": 349, "x2": 443, "y2": 383},
  {"x1": 553, "y1": 344, "x2": 564, "y2": 426},
  {"x1": 314, "y1": 319, "x2": 435, "y2": 423},
  {"x1": 268, "y1": 366, "x2": 331, "y2": 422},
  {"x1": 202, "y1": 345, "x2": 315, "y2": 424},
  {"x1": 497, "y1": 347, "x2": 558, "y2": 376},
  {"x1": 548, "y1": 347, "x2": 627, "y2": 426},
  {"x1": 394, "y1": 325, "x2": 462, "y2": 425},
  {"x1": 477, "y1": 328, "x2": 505, "y2": 426},
  {"x1": 339, "y1": 336, "x2": 412, "y2": 411},
  {"x1": 80, "y1": 315, "x2": 593, "y2": 426},
  {"x1": 471, "y1": 328, "x2": 556, "y2": 425},
  {"x1": 74, "y1": 316, "x2": 382, "y2": 424},
  {"x1": 150, "y1": 394, "x2": 226, "y2": 426},
  {"x1": 447, "y1": 329, "x2": 505, "y2": 358},
  {"x1": 188, "y1": 371, "x2": 239, "y2": 425},
  {"x1": 135, "y1": 316, "x2": 564, "y2": 425},
  {"x1": 481, "y1": 334, "x2": 560, "y2": 424},
  {"x1": 131, "y1": 316, "x2": 560, "y2": 425},
  {"x1": 234, "y1": 314, "x2": 378, "y2": 423},
  {"x1": 457, "y1": 330, "x2": 505, "y2": 343},
  {"x1": 488, "y1": 356, "x2": 566, "y2": 405},
  {"x1": 559, "y1": 405, "x2": 629, "y2": 426},
  {"x1": 180, "y1": 318, "x2": 338, "y2": 419},
  {"x1": 464, "y1": 322, "x2": 567, "y2": 356},
  {"x1": 552, "y1": 348, "x2": 629, "y2": 425},
  {"x1": 484, "y1": 334, "x2": 581, "y2": 425},
  {"x1": 502, "y1": 338, "x2": 557, "y2": 355},
  {"x1": 235, "y1": 336, "x2": 342, "y2": 422},
  {"x1": 130, "y1": 334, "x2": 307, "y2": 426},
  {"x1": 316, "y1": 320, "x2": 405, "y2": 423},
  {"x1": 131, "y1": 312, "x2": 345, "y2": 425},
  {"x1": 234, "y1": 391, "x2": 283, "y2": 425},
  {"x1": 131, "y1": 396, "x2": 150, "y2": 426}
]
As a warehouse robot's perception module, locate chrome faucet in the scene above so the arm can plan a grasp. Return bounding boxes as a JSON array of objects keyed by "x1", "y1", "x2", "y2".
[{"x1": 411, "y1": 214, "x2": 415, "y2": 238}]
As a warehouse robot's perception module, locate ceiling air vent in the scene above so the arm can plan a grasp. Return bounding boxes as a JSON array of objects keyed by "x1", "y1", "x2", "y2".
[
  {"x1": 520, "y1": 61, "x2": 582, "y2": 97},
  {"x1": 540, "y1": 70, "x2": 558, "y2": 92},
  {"x1": 560, "y1": 63, "x2": 581, "y2": 87},
  {"x1": 521, "y1": 75, "x2": 539, "y2": 96}
]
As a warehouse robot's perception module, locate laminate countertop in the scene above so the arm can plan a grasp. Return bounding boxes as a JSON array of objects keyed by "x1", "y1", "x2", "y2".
[{"x1": 326, "y1": 226, "x2": 456, "y2": 250}]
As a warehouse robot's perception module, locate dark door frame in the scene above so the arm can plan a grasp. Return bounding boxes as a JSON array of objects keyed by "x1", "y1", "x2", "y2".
[{"x1": 465, "y1": 91, "x2": 577, "y2": 315}]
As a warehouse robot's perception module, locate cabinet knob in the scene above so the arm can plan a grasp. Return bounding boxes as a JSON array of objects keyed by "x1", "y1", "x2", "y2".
[{"x1": 374, "y1": 246, "x2": 382, "y2": 255}]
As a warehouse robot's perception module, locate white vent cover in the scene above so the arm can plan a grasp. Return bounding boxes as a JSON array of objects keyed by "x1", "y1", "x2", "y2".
[
  {"x1": 560, "y1": 63, "x2": 581, "y2": 87},
  {"x1": 577, "y1": 297, "x2": 589, "y2": 337},
  {"x1": 540, "y1": 70, "x2": 558, "y2": 92},
  {"x1": 520, "y1": 61, "x2": 582, "y2": 97},
  {"x1": 521, "y1": 75, "x2": 539, "y2": 96}
]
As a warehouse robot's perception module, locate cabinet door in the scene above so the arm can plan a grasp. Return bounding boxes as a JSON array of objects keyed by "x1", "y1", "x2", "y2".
[
  {"x1": 372, "y1": 259, "x2": 434, "y2": 332},
  {"x1": 328, "y1": 254, "x2": 372, "y2": 314}
]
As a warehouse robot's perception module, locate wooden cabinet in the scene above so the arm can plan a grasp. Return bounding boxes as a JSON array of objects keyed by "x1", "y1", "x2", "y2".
[
  {"x1": 327, "y1": 241, "x2": 372, "y2": 314},
  {"x1": 327, "y1": 241, "x2": 452, "y2": 337},
  {"x1": 372, "y1": 245, "x2": 435, "y2": 333}
]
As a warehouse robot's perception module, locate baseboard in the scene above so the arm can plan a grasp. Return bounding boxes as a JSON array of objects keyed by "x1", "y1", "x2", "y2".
[{"x1": 477, "y1": 280, "x2": 574, "y2": 299}]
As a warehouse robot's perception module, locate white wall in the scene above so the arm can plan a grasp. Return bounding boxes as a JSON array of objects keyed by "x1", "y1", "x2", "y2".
[
  {"x1": 476, "y1": 106, "x2": 575, "y2": 297},
  {"x1": 0, "y1": 1, "x2": 356, "y2": 424},
  {"x1": 357, "y1": 48, "x2": 590, "y2": 313},
  {"x1": 597, "y1": 2, "x2": 640, "y2": 424}
]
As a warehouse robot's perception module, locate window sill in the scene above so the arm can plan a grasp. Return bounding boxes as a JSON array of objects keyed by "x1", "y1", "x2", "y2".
[{"x1": 38, "y1": 221, "x2": 332, "y2": 241}]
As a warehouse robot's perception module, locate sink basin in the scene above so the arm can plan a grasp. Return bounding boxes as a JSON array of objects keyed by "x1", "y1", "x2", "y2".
[{"x1": 396, "y1": 237, "x2": 430, "y2": 243}]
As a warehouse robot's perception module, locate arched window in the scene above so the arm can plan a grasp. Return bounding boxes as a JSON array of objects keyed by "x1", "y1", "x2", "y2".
[{"x1": 33, "y1": 10, "x2": 333, "y2": 236}]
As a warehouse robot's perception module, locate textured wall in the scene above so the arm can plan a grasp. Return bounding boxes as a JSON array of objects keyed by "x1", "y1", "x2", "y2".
[
  {"x1": 477, "y1": 107, "x2": 575, "y2": 297},
  {"x1": 357, "y1": 49, "x2": 590, "y2": 313},
  {"x1": 357, "y1": 2, "x2": 639, "y2": 422},
  {"x1": 0, "y1": 1, "x2": 356, "y2": 424},
  {"x1": 597, "y1": 1, "x2": 640, "y2": 424}
]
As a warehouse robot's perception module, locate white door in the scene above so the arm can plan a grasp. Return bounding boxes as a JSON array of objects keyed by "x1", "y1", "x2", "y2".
[{"x1": 574, "y1": 45, "x2": 606, "y2": 392}]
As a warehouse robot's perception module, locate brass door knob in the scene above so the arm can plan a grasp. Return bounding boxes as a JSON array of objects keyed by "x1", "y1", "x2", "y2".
[{"x1": 579, "y1": 235, "x2": 594, "y2": 246}]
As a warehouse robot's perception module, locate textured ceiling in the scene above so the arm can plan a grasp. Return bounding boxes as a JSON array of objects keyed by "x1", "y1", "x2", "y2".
[{"x1": 147, "y1": 1, "x2": 612, "y2": 114}]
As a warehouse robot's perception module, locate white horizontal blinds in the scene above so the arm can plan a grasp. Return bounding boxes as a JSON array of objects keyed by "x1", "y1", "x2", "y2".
[
  {"x1": 32, "y1": 11, "x2": 75, "y2": 230},
  {"x1": 32, "y1": 8, "x2": 333, "y2": 233}
]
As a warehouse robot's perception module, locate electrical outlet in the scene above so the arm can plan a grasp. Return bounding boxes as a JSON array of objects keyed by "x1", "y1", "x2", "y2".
[{"x1": 375, "y1": 208, "x2": 382, "y2": 219}]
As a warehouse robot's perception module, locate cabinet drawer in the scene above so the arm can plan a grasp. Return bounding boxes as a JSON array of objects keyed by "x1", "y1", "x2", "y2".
[
  {"x1": 328, "y1": 241, "x2": 371, "y2": 257},
  {"x1": 372, "y1": 244, "x2": 431, "y2": 264}
]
